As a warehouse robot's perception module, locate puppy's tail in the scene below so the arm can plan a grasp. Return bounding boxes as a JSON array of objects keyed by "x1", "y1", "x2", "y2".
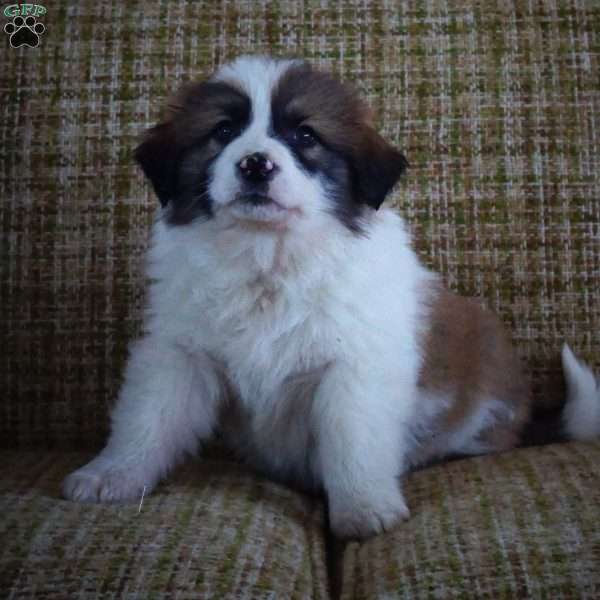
[
  {"x1": 521, "y1": 344, "x2": 600, "y2": 446},
  {"x1": 561, "y1": 344, "x2": 600, "y2": 441}
]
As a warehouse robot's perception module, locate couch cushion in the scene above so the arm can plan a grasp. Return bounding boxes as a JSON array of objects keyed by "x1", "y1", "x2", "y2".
[
  {"x1": 0, "y1": 451, "x2": 329, "y2": 599},
  {"x1": 2, "y1": 0, "x2": 599, "y2": 450},
  {"x1": 340, "y1": 442, "x2": 600, "y2": 599}
]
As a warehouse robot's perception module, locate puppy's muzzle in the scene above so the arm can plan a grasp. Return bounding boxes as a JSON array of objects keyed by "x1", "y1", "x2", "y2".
[{"x1": 237, "y1": 152, "x2": 277, "y2": 183}]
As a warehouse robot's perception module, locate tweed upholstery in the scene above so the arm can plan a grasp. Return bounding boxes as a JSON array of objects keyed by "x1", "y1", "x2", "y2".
[
  {"x1": 0, "y1": 452, "x2": 329, "y2": 598},
  {"x1": 2, "y1": 444, "x2": 599, "y2": 598},
  {"x1": 340, "y1": 442, "x2": 600, "y2": 599},
  {"x1": 2, "y1": 0, "x2": 599, "y2": 450}
]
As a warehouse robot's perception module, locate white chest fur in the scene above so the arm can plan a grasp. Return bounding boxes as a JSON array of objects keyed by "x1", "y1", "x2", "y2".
[{"x1": 144, "y1": 209, "x2": 431, "y2": 485}]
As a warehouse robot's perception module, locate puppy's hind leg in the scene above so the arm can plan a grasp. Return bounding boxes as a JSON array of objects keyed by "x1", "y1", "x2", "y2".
[{"x1": 63, "y1": 337, "x2": 223, "y2": 503}]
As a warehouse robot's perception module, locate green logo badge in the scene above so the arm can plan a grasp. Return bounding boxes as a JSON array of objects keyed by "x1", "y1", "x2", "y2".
[{"x1": 4, "y1": 4, "x2": 47, "y2": 48}]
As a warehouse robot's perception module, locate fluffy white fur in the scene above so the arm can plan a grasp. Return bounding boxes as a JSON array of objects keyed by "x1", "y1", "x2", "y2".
[
  {"x1": 562, "y1": 344, "x2": 600, "y2": 441},
  {"x1": 63, "y1": 56, "x2": 600, "y2": 539}
]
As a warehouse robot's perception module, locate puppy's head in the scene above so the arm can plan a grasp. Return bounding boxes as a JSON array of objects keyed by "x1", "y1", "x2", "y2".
[{"x1": 135, "y1": 56, "x2": 408, "y2": 233}]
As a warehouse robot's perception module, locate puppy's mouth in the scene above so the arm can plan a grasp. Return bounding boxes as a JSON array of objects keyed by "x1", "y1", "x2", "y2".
[{"x1": 229, "y1": 192, "x2": 298, "y2": 227}]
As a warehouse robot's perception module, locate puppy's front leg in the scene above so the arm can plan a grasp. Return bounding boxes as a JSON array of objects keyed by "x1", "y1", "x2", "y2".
[
  {"x1": 314, "y1": 364, "x2": 412, "y2": 539},
  {"x1": 63, "y1": 336, "x2": 223, "y2": 503}
]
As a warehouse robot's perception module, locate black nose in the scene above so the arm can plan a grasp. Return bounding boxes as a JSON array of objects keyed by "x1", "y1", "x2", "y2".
[{"x1": 237, "y1": 152, "x2": 276, "y2": 182}]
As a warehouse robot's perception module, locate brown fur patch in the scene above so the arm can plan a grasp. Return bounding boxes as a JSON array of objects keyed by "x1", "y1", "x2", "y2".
[
  {"x1": 272, "y1": 63, "x2": 408, "y2": 209},
  {"x1": 166, "y1": 80, "x2": 250, "y2": 145},
  {"x1": 135, "y1": 81, "x2": 250, "y2": 211},
  {"x1": 418, "y1": 285, "x2": 531, "y2": 453}
]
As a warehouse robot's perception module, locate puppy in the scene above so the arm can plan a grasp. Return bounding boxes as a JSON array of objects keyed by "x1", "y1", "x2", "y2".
[{"x1": 63, "y1": 56, "x2": 600, "y2": 539}]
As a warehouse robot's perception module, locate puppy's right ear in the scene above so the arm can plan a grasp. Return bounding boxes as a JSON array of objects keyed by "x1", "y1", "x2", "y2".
[{"x1": 134, "y1": 122, "x2": 178, "y2": 207}]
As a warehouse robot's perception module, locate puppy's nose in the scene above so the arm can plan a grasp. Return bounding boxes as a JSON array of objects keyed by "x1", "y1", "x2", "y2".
[{"x1": 237, "y1": 152, "x2": 276, "y2": 182}]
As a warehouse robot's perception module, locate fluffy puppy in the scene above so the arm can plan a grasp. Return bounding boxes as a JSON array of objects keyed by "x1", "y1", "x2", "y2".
[{"x1": 63, "y1": 56, "x2": 600, "y2": 539}]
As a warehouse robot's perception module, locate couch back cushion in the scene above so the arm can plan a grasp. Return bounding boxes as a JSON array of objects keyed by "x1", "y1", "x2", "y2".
[{"x1": 2, "y1": 1, "x2": 599, "y2": 448}]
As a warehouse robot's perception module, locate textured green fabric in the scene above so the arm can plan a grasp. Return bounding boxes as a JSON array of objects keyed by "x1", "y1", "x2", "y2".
[
  {"x1": 0, "y1": 451, "x2": 328, "y2": 598},
  {"x1": 2, "y1": 444, "x2": 599, "y2": 598},
  {"x1": 2, "y1": 0, "x2": 599, "y2": 449},
  {"x1": 341, "y1": 441, "x2": 600, "y2": 599}
]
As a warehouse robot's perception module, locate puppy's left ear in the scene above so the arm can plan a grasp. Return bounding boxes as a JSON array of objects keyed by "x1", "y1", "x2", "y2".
[
  {"x1": 135, "y1": 121, "x2": 179, "y2": 207},
  {"x1": 352, "y1": 129, "x2": 409, "y2": 210}
]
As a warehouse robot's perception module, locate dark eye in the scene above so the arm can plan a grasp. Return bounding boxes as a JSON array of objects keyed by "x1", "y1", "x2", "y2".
[
  {"x1": 292, "y1": 125, "x2": 318, "y2": 149},
  {"x1": 213, "y1": 120, "x2": 237, "y2": 143}
]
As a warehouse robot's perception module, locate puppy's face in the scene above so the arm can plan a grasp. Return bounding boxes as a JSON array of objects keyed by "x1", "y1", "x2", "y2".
[{"x1": 136, "y1": 56, "x2": 408, "y2": 233}]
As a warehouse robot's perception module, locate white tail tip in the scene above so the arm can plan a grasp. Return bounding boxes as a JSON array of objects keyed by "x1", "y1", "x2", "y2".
[{"x1": 561, "y1": 343, "x2": 600, "y2": 441}]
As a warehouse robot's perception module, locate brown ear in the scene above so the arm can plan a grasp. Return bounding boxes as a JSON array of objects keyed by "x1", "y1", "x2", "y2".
[
  {"x1": 351, "y1": 129, "x2": 408, "y2": 210},
  {"x1": 134, "y1": 121, "x2": 179, "y2": 207}
]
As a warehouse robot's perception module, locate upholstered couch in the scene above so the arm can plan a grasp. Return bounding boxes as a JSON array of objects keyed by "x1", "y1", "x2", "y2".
[{"x1": 2, "y1": 1, "x2": 599, "y2": 597}]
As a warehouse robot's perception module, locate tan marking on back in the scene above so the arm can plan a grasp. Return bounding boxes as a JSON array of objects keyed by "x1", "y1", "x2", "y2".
[{"x1": 418, "y1": 284, "x2": 531, "y2": 453}]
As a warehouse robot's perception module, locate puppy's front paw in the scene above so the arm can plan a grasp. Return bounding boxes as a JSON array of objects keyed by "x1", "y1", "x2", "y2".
[
  {"x1": 62, "y1": 457, "x2": 152, "y2": 504},
  {"x1": 328, "y1": 482, "x2": 409, "y2": 540}
]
